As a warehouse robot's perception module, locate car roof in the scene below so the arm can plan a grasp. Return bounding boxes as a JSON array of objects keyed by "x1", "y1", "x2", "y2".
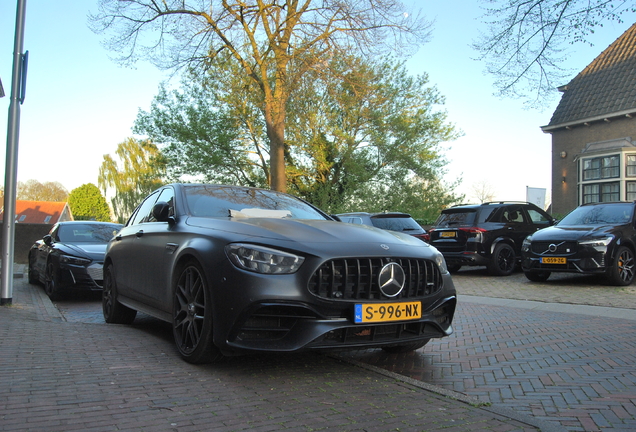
[{"x1": 443, "y1": 201, "x2": 541, "y2": 211}]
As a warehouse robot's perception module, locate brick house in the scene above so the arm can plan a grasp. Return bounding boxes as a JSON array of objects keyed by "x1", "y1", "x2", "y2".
[
  {"x1": 541, "y1": 23, "x2": 636, "y2": 216},
  {"x1": 0, "y1": 201, "x2": 73, "y2": 263}
]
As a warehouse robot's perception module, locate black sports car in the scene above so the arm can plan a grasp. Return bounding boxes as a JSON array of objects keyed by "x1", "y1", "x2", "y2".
[
  {"x1": 521, "y1": 201, "x2": 636, "y2": 285},
  {"x1": 28, "y1": 221, "x2": 123, "y2": 299},
  {"x1": 103, "y1": 184, "x2": 457, "y2": 363}
]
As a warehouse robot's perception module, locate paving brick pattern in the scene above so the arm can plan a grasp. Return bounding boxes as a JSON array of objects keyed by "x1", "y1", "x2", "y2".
[
  {"x1": 339, "y1": 269, "x2": 636, "y2": 431},
  {"x1": 0, "y1": 277, "x2": 542, "y2": 432},
  {"x1": 7, "y1": 266, "x2": 636, "y2": 431}
]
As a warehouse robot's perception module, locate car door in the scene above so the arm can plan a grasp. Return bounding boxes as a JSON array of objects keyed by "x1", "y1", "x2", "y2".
[
  {"x1": 130, "y1": 187, "x2": 176, "y2": 311},
  {"x1": 500, "y1": 205, "x2": 531, "y2": 250},
  {"x1": 111, "y1": 190, "x2": 160, "y2": 298}
]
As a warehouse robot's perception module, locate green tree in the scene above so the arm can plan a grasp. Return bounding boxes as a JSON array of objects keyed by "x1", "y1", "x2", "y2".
[
  {"x1": 135, "y1": 54, "x2": 462, "y2": 217},
  {"x1": 68, "y1": 183, "x2": 112, "y2": 221},
  {"x1": 17, "y1": 180, "x2": 68, "y2": 202},
  {"x1": 474, "y1": 0, "x2": 636, "y2": 106},
  {"x1": 98, "y1": 138, "x2": 166, "y2": 223},
  {"x1": 90, "y1": 0, "x2": 431, "y2": 192}
]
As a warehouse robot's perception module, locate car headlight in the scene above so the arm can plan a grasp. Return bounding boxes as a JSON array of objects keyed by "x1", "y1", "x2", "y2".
[
  {"x1": 579, "y1": 236, "x2": 614, "y2": 248},
  {"x1": 60, "y1": 254, "x2": 91, "y2": 266},
  {"x1": 522, "y1": 235, "x2": 532, "y2": 252},
  {"x1": 432, "y1": 250, "x2": 448, "y2": 274},
  {"x1": 226, "y1": 244, "x2": 305, "y2": 274}
]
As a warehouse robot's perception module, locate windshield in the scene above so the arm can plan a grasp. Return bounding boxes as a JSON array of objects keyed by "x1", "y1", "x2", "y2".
[
  {"x1": 371, "y1": 216, "x2": 422, "y2": 232},
  {"x1": 57, "y1": 223, "x2": 122, "y2": 243},
  {"x1": 559, "y1": 203, "x2": 634, "y2": 226},
  {"x1": 184, "y1": 185, "x2": 328, "y2": 220}
]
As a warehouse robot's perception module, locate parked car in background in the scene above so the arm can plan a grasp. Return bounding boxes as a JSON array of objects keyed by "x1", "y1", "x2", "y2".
[
  {"x1": 102, "y1": 184, "x2": 456, "y2": 364},
  {"x1": 521, "y1": 201, "x2": 636, "y2": 285},
  {"x1": 336, "y1": 212, "x2": 428, "y2": 242},
  {"x1": 28, "y1": 221, "x2": 123, "y2": 300},
  {"x1": 428, "y1": 202, "x2": 555, "y2": 276}
]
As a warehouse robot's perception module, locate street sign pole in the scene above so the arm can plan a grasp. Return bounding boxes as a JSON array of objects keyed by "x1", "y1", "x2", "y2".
[{"x1": 1, "y1": 0, "x2": 28, "y2": 306}]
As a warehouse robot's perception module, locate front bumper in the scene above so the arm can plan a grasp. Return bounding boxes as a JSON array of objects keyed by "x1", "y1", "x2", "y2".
[
  {"x1": 210, "y1": 258, "x2": 457, "y2": 355},
  {"x1": 58, "y1": 262, "x2": 104, "y2": 291}
]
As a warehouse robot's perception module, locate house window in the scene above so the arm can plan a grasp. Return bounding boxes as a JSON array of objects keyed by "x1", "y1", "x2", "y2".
[
  {"x1": 18, "y1": 215, "x2": 26, "y2": 222},
  {"x1": 627, "y1": 155, "x2": 636, "y2": 177},
  {"x1": 583, "y1": 182, "x2": 620, "y2": 203},
  {"x1": 627, "y1": 182, "x2": 636, "y2": 201},
  {"x1": 583, "y1": 155, "x2": 619, "y2": 180},
  {"x1": 44, "y1": 216, "x2": 52, "y2": 223}
]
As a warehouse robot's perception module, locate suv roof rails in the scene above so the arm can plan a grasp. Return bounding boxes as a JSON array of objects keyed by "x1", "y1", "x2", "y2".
[{"x1": 481, "y1": 201, "x2": 534, "y2": 206}]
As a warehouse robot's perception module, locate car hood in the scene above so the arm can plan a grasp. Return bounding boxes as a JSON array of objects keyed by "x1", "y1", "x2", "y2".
[
  {"x1": 531, "y1": 224, "x2": 623, "y2": 241},
  {"x1": 58, "y1": 242, "x2": 108, "y2": 260},
  {"x1": 186, "y1": 217, "x2": 435, "y2": 256}
]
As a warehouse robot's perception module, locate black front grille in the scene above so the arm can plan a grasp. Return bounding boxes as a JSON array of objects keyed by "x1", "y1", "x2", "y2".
[
  {"x1": 308, "y1": 258, "x2": 443, "y2": 301},
  {"x1": 531, "y1": 241, "x2": 578, "y2": 255}
]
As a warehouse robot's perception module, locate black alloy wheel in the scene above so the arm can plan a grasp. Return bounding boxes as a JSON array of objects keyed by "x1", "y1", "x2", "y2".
[
  {"x1": 381, "y1": 339, "x2": 430, "y2": 353},
  {"x1": 44, "y1": 261, "x2": 61, "y2": 300},
  {"x1": 172, "y1": 261, "x2": 222, "y2": 364},
  {"x1": 524, "y1": 270, "x2": 551, "y2": 282},
  {"x1": 609, "y1": 246, "x2": 635, "y2": 286},
  {"x1": 488, "y1": 243, "x2": 516, "y2": 276},
  {"x1": 102, "y1": 264, "x2": 137, "y2": 324}
]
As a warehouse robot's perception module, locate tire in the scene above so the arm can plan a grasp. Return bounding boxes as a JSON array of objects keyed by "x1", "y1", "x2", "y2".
[
  {"x1": 172, "y1": 261, "x2": 223, "y2": 364},
  {"x1": 44, "y1": 261, "x2": 61, "y2": 300},
  {"x1": 102, "y1": 264, "x2": 137, "y2": 324},
  {"x1": 446, "y1": 263, "x2": 462, "y2": 273},
  {"x1": 524, "y1": 270, "x2": 551, "y2": 282},
  {"x1": 381, "y1": 339, "x2": 430, "y2": 354},
  {"x1": 488, "y1": 243, "x2": 516, "y2": 276},
  {"x1": 608, "y1": 246, "x2": 635, "y2": 286}
]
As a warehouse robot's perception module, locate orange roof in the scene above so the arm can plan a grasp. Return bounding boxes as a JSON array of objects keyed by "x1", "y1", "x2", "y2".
[{"x1": 0, "y1": 200, "x2": 71, "y2": 224}]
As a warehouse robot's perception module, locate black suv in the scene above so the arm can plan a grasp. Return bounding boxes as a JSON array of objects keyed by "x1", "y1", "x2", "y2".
[
  {"x1": 521, "y1": 201, "x2": 636, "y2": 286},
  {"x1": 336, "y1": 212, "x2": 428, "y2": 242},
  {"x1": 428, "y1": 202, "x2": 555, "y2": 275}
]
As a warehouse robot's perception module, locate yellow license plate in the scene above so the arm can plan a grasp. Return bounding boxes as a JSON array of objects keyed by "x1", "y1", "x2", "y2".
[
  {"x1": 440, "y1": 231, "x2": 456, "y2": 238},
  {"x1": 354, "y1": 301, "x2": 421, "y2": 323},
  {"x1": 541, "y1": 257, "x2": 567, "y2": 264}
]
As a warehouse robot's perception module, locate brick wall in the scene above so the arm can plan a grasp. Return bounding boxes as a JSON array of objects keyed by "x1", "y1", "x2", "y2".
[{"x1": 0, "y1": 224, "x2": 52, "y2": 264}]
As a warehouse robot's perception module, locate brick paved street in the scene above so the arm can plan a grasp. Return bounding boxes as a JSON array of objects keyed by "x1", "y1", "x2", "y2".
[
  {"x1": 6, "y1": 266, "x2": 636, "y2": 431},
  {"x1": 0, "y1": 275, "x2": 545, "y2": 432}
]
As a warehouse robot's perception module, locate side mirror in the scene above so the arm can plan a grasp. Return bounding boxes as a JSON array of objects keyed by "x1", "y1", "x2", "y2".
[
  {"x1": 152, "y1": 201, "x2": 174, "y2": 224},
  {"x1": 43, "y1": 234, "x2": 53, "y2": 246}
]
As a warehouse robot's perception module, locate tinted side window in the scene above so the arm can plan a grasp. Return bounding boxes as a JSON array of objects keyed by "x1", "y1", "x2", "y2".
[
  {"x1": 478, "y1": 207, "x2": 498, "y2": 223},
  {"x1": 147, "y1": 188, "x2": 175, "y2": 222},
  {"x1": 130, "y1": 191, "x2": 160, "y2": 226},
  {"x1": 527, "y1": 209, "x2": 551, "y2": 225},
  {"x1": 501, "y1": 206, "x2": 525, "y2": 223}
]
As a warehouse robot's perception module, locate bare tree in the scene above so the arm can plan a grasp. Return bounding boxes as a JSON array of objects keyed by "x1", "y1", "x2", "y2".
[
  {"x1": 90, "y1": 0, "x2": 431, "y2": 192},
  {"x1": 474, "y1": 0, "x2": 636, "y2": 106},
  {"x1": 17, "y1": 180, "x2": 69, "y2": 202},
  {"x1": 470, "y1": 179, "x2": 497, "y2": 203}
]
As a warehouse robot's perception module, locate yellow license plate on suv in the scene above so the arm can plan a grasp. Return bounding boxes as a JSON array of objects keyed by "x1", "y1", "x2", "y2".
[
  {"x1": 440, "y1": 231, "x2": 456, "y2": 238},
  {"x1": 541, "y1": 257, "x2": 567, "y2": 264},
  {"x1": 354, "y1": 301, "x2": 421, "y2": 323}
]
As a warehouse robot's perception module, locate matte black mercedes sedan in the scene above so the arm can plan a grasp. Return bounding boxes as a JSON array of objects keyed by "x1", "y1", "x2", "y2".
[
  {"x1": 28, "y1": 221, "x2": 123, "y2": 299},
  {"x1": 521, "y1": 202, "x2": 636, "y2": 286},
  {"x1": 103, "y1": 184, "x2": 457, "y2": 364}
]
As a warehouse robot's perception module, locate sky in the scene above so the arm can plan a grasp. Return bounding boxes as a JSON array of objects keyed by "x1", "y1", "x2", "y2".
[{"x1": 1, "y1": 1, "x2": 634, "y2": 208}]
